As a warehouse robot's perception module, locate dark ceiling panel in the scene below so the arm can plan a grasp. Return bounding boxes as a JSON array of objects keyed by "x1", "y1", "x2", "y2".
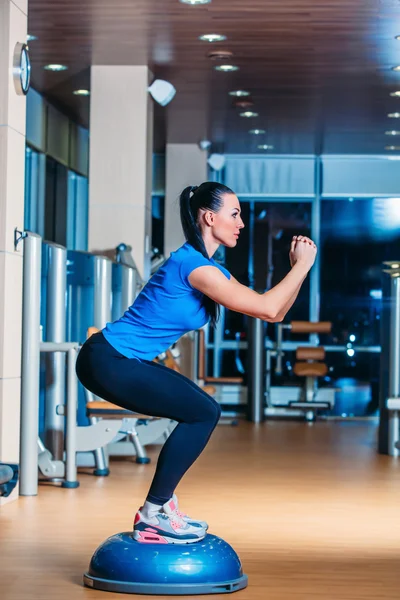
[{"x1": 27, "y1": 0, "x2": 400, "y2": 154}]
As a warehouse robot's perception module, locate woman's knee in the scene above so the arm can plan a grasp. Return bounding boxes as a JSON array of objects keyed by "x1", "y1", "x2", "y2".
[
  {"x1": 213, "y1": 401, "x2": 222, "y2": 424},
  {"x1": 198, "y1": 397, "x2": 221, "y2": 426}
]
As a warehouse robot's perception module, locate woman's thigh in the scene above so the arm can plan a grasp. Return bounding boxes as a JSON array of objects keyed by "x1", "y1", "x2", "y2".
[{"x1": 77, "y1": 341, "x2": 219, "y2": 424}]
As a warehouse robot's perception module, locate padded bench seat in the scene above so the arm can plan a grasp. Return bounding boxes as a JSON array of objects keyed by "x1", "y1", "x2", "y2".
[
  {"x1": 202, "y1": 377, "x2": 243, "y2": 384},
  {"x1": 293, "y1": 362, "x2": 328, "y2": 377}
]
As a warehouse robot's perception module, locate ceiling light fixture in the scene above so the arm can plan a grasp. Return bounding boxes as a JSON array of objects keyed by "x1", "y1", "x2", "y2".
[
  {"x1": 198, "y1": 139, "x2": 212, "y2": 150},
  {"x1": 44, "y1": 64, "x2": 68, "y2": 72},
  {"x1": 179, "y1": 0, "x2": 211, "y2": 4},
  {"x1": 229, "y1": 90, "x2": 250, "y2": 97},
  {"x1": 148, "y1": 79, "x2": 176, "y2": 106},
  {"x1": 388, "y1": 113, "x2": 400, "y2": 118},
  {"x1": 258, "y1": 145, "x2": 274, "y2": 150},
  {"x1": 214, "y1": 65, "x2": 239, "y2": 72},
  {"x1": 385, "y1": 130, "x2": 400, "y2": 135},
  {"x1": 396, "y1": 35, "x2": 400, "y2": 41},
  {"x1": 208, "y1": 154, "x2": 225, "y2": 171},
  {"x1": 27, "y1": 35, "x2": 37, "y2": 42},
  {"x1": 386, "y1": 145, "x2": 400, "y2": 150},
  {"x1": 240, "y1": 111, "x2": 258, "y2": 118},
  {"x1": 392, "y1": 66, "x2": 400, "y2": 71},
  {"x1": 390, "y1": 91, "x2": 400, "y2": 97},
  {"x1": 199, "y1": 34, "x2": 227, "y2": 42},
  {"x1": 249, "y1": 129, "x2": 266, "y2": 135},
  {"x1": 73, "y1": 89, "x2": 90, "y2": 96}
]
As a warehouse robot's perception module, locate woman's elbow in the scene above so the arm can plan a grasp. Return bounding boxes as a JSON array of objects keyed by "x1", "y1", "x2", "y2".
[
  {"x1": 265, "y1": 314, "x2": 284, "y2": 323},
  {"x1": 272, "y1": 314, "x2": 284, "y2": 323},
  {"x1": 260, "y1": 308, "x2": 283, "y2": 322}
]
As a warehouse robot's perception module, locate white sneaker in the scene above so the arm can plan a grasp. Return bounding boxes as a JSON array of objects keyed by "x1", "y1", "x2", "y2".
[
  {"x1": 163, "y1": 494, "x2": 209, "y2": 530},
  {"x1": 133, "y1": 502, "x2": 206, "y2": 545}
]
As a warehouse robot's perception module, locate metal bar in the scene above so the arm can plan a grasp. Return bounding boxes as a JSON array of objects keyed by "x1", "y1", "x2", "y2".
[
  {"x1": 224, "y1": 154, "x2": 316, "y2": 160},
  {"x1": 84, "y1": 388, "x2": 109, "y2": 475},
  {"x1": 314, "y1": 345, "x2": 381, "y2": 353},
  {"x1": 129, "y1": 429, "x2": 149, "y2": 462},
  {"x1": 40, "y1": 342, "x2": 80, "y2": 352},
  {"x1": 122, "y1": 265, "x2": 137, "y2": 310},
  {"x1": 248, "y1": 201, "x2": 255, "y2": 289},
  {"x1": 63, "y1": 348, "x2": 79, "y2": 488},
  {"x1": 321, "y1": 194, "x2": 400, "y2": 200},
  {"x1": 206, "y1": 341, "x2": 381, "y2": 353},
  {"x1": 389, "y1": 275, "x2": 400, "y2": 401},
  {"x1": 320, "y1": 154, "x2": 400, "y2": 160},
  {"x1": 94, "y1": 256, "x2": 112, "y2": 329},
  {"x1": 238, "y1": 195, "x2": 314, "y2": 201},
  {"x1": 275, "y1": 324, "x2": 284, "y2": 375},
  {"x1": 213, "y1": 305, "x2": 225, "y2": 378},
  {"x1": 20, "y1": 232, "x2": 42, "y2": 496},
  {"x1": 265, "y1": 347, "x2": 272, "y2": 407},
  {"x1": 388, "y1": 275, "x2": 400, "y2": 456},
  {"x1": 193, "y1": 330, "x2": 200, "y2": 384},
  {"x1": 44, "y1": 243, "x2": 67, "y2": 460},
  {"x1": 248, "y1": 318, "x2": 265, "y2": 423},
  {"x1": 310, "y1": 156, "x2": 321, "y2": 331}
]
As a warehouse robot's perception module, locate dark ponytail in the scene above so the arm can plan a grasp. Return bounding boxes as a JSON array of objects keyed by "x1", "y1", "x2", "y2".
[{"x1": 179, "y1": 181, "x2": 234, "y2": 328}]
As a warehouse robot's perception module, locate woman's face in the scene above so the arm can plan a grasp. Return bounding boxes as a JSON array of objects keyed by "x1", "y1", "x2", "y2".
[{"x1": 211, "y1": 193, "x2": 245, "y2": 248}]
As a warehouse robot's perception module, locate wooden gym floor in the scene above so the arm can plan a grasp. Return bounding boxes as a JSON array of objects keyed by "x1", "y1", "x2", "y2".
[{"x1": 1, "y1": 420, "x2": 399, "y2": 600}]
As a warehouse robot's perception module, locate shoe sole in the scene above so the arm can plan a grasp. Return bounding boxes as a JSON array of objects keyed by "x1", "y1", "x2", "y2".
[{"x1": 133, "y1": 530, "x2": 206, "y2": 545}]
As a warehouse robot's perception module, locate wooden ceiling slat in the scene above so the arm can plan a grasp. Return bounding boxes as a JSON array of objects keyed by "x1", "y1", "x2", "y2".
[{"x1": 27, "y1": 0, "x2": 400, "y2": 154}]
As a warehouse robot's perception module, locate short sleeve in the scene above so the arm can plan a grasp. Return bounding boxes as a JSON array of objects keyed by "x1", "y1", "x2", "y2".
[
  {"x1": 179, "y1": 255, "x2": 212, "y2": 288},
  {"x1": 214, "y1": 262, "x2": 231, "y2": 280}
]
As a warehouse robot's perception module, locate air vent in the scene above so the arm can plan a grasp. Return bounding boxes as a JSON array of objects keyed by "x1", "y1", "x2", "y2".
[
  {"x1": 234, "y1": 100, "x2": 254, "y2": 108},
  {"x1": 208, "y1": 49, "x2": 233, "y2": 61}
]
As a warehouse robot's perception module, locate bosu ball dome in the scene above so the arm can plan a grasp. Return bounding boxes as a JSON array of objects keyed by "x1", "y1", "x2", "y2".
[{"x1": 83, "y1": 532, "x2": 248, "y2": 595}]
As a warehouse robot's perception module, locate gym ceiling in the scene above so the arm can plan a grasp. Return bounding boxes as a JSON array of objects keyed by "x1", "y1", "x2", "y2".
[{"x1": 27, "y1": 0, "x2": 400, "y2": 154}]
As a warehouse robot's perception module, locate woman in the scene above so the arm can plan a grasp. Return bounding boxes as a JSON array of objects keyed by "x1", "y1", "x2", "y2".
[{"x1": 76, "y1": 181, "x2": 316, "y2": 545}]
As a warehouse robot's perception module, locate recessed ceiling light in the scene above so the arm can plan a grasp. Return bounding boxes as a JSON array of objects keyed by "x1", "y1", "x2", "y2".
[
  {"x1": 390, "y1": 91, "x2": 400, "y2": 97},
  {"x1": 27, "y1": 35, "x2": 37, "y2": 42},
  {"x1": 388, "y1": 113, "x2": 400, "y2": 118},
  {"x1": 229, "y1": 90, "x2": 250, "y2": 97},
  {"x1": 396, "y1": 35, "x2": 400, "y2": 41},
  {"x1": 258, "y1": 145, "x2": 274, "y2": 150},
  {"x1": 249, "y1": 129, "x2": 266, "y2": 135},
  {"x1": 44, "y1": 64, "x2": 68, "y2": 72},
  {"x1": 180, "y1": 0, "x2": 211, "y2": 4},
  {"x1": 385, "y1": 130, "x2": 400, "y2": 135},
  {"x1": 214, "y1": 65, "x2": 239, "y2": 72},
  {"x1": 392, "y1": 66, "x2": 400, "y2": 71},
  {"x1": 386, "y1": 145, "x2": 400, "y2": 150},
  {"x1": 73, "y1": 89, "x2": 90, "y2": 96},
  {"x1": 199, "y1": 34, "x2": 227, "y2": 42},
  {"x1": 240, "y1": 111, "x2": 258, "y2": 118}
]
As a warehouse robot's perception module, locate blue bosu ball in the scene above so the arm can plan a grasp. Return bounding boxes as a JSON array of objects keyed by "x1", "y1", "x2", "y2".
[{"x1": 83, "y1": 532, "x2": 248, "y2": 595}]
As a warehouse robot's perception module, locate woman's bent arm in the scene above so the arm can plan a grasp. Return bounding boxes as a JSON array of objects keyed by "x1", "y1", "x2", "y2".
[{"x1": 189, "y1": 263, "x2": 309, "y2": 322}]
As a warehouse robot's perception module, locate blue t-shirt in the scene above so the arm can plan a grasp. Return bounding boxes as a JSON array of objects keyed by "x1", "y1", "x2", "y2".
[{"x1": 103, "y1": 242, "x2": 230, "y2": 360}]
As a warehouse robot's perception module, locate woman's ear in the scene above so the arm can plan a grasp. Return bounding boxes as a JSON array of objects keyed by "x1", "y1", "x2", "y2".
[{"x1": 204, "y1": 211, "x2": 215, "y2": 227}]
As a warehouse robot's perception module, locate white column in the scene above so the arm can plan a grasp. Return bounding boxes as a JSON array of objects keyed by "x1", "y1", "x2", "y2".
[
  {"x1": 88, "y1": 66, "x2": 153, "y2": 281},
  {"x1": 0, "y1": 0, "x2": 28, "y2": 503},
  {"x1": 164, "y1": 143, "x2": 207, "y2": 258}
]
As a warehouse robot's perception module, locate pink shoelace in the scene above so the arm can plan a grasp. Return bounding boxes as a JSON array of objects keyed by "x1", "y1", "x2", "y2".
[
  {"x1": 170, "y1": 519, "x2": 182, "y2": 529},
  {"x1": 175, "y1": 509, "x2": 187, "y2": 519}
]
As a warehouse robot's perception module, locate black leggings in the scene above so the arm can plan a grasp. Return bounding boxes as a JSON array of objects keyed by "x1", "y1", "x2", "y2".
[{"x1": 76, "y1": 332, "x2": 221, "y2": 505}]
